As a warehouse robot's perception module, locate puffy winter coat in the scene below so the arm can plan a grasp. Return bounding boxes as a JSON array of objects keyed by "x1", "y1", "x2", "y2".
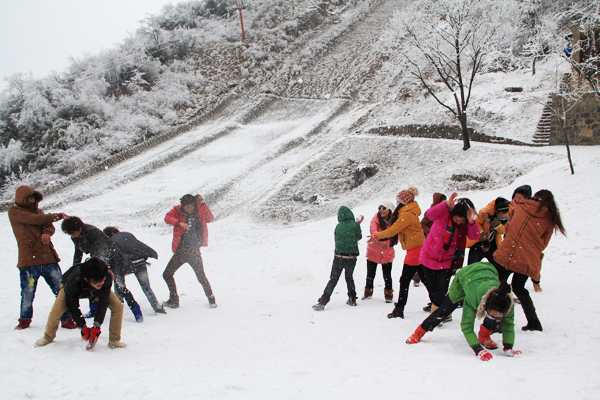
[
  {"x1": 466, "y1": 199, "x2": 512, "y2": 249},
  {"x1": 374, "y1": 201, "x2": 425, "y2": 251},
  {"x1": 493, "y1": 199, "x2": 554, "y2": 282},
  {"x1": 334, "y1": 206, "x2": 362, "y2": 256},
  {"x1": 448, "y1": 262, "x2": 515, "y2": 349},
  {"x1": 71, "y1": 224, "x2": 123, "y2": 269},
  {"x1": 165, "y1": 201, "x2": 214, "y2": 252},
  {"x1": 8, "y1": 185, "x2": 61, "y2": 268},
  {"x1": 366, "y1": 214, "x2": 395, "y2": 264},
  {"x1": 419, "y1": 201, "x2": 480, "y2": 270}
]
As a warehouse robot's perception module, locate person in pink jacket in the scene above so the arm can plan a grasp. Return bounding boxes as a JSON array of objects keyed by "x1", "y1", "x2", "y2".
[
  {"x1": 362, "y1": 200, "x2": 396, "y2": 302},
  {"x1": 162, "y1": 194, "x2": 216, "y2": 309},
  {"x1": 419, "y1": 192, "x2": 480, "y2": 313}
]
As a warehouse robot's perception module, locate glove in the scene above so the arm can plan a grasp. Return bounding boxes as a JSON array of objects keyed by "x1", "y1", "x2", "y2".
[
  {"x1": 89, "y1": 326, "x2": 101, "y2": 344},
  {"x1": 477, "y1": 349, "x2": 493, "y2": 361},
  {"x1": 81, "y1": 326, "x2": 91, "y2": 341},
  {"x1": 504, "y1": 349, "x2": 522, "y2": 357},
  {"x1": 355, "y1": 215, "x2": 364, "y2": 224}
]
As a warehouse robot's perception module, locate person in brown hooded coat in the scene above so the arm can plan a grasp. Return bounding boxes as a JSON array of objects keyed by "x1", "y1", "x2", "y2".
[
  {"x1": 493, "y1": 189, "x2": 565, "y2": 332},
  {"x1": 8, "y1": 185, "x2": 76, "y2": 330}
]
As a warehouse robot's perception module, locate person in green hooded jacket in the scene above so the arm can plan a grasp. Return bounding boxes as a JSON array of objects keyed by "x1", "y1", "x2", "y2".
[
  {"x1": 405, "y1": 262, "x2": 522, "y2": 361},
  {"x1": 313, "y1": 206, "x2": 362, "y2": 311}
]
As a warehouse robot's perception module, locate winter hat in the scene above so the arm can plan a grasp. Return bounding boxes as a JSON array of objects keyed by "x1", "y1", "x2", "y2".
[
  {"x1": 379, "y1": 200, "x2": 396, "y2": 212},
  {"x1": 397, "y1": 186, "x2": 419, "y2": 205},
  {"x1": 512, "y1": 185, "x2": 532, "y2": 200}
]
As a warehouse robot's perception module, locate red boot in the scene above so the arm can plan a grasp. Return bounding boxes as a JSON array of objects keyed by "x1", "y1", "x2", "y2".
[
  {"x1": 406, "y1": 325, "x2": 427, "y2": 344},
  {"x1": 61, "y1": 318, "x2": 77, "y2": 329},
  {"x1": 478, "y1": 325, "x2": 498, "y2": 349},
  {"x1": 15, "y1": 318, "x2": 31, "y2": 330}
]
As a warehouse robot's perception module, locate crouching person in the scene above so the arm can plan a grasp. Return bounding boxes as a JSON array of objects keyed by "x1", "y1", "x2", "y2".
[
  {"x1": 35, "y1": 257, "x2": 126, "y2": 350},
  {"x1": 405, "y1": 262, "x2": 521, "y2": 361}
]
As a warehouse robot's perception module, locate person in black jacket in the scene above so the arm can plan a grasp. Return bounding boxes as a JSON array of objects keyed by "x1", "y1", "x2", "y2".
[
  {"x1": 60, "y1": 216, "x2": 143, "y2": 322},
  {"x1": 104, "y1": 227, "x2": 165, "y2": 314},
  {"x1": 35, "y1": 257, "x2": 126, "y2": 349}
]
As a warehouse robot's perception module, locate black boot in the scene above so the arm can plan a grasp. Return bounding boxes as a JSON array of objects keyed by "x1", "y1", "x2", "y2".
[
  {"x1": 517, "y1": 294, "x2": 543, "y2": 331},
  {"x1": 387, "y1": 303, "x2": 404, "y2": 319},
  {"x1": 312, "y1": 294, "x2": 330, "y2": 311},
  {"x1": 346, "y1": 291, "x2": 357, "y2": 306}
]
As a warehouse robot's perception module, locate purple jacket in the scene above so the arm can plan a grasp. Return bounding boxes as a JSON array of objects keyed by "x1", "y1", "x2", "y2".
[{"x1": 419, "y1": 201, "x2": 480, "y2": 270}]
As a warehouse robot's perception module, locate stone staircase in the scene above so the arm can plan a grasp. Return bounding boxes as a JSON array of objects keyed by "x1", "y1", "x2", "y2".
[{"x1": 533, "y1": 100, "x2": 553, "y2": 145}]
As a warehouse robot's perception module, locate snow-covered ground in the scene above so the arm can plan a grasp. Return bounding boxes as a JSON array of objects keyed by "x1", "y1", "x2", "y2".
[{"x1": 0, "y1": 130, "x2": 598, "y2": 398}]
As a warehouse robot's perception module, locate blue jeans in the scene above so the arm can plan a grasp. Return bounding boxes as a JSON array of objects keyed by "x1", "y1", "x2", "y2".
[
  {"x1": 19, "y1": 263, "x2": 71, "y2": 321},
  {"x1": 130, "y1": 266, "x2": 161, "y2": 312}
]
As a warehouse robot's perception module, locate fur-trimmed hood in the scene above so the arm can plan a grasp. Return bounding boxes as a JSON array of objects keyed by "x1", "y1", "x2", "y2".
[{"x1": 476, "y1": 287, "x2": 514, "y2": 319}]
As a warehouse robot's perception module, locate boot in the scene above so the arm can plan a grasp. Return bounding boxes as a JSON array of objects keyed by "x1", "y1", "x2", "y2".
[
  {"x1": 208, "y1": 295, "x2": 218, "y2": 308},
  {"x1": 517, "y1": 294, "x2": 543, "y2": 331},
  {"x1": 362, "y1": 287, "x2": 373, "y2": 300},
  {"x1": 108, "y1": 341, "x2": 127, "y2": 349},
  {"x1": 83, "y1": 303, "x2": 97, "y2": 318},
  {"x1": 346, "y1": 291, "x2": 358, "y2": 306},
  {"x1": 384, "y1": 289, "x2": 394, "y2": 303},
  {"x1": 61, "y1": 318, "x2": 77, "y2": 329},
  {"x1": 154, "y1": 305, "x2": 167, "y2": 314},
  {"x1": 423, "y1": 302, "x2": 432, "y2": 312},
  {"x1": 312, "y1": 294, "x2": 330, "y2": 311},
  {"x1": 15, "y1": 318, "x2": 31, "y2": 330},
  {"x1": 533, "y1": 282, "x2": 542, "y2": 292},
  {"x1": 387, "y1": 303, "x2": 404, "y2": 319},
  {"x1": 163, "y1": 295, "x2": 180, "y2": 309},
  {"x1": 35, "y1": 337, "x2": 52, "y2": 347},
  {"x1": 130, "y1": 304, "x2": 144, "y2": 323},
  {"x1": 478, "y1": 325, "x2": 498, "y2": 349},
  {"x1": 412, "y1": 273, "x2": 421, "y2": 287},
  {"x1": 406, "y1": 325, "x2": 427, "y2": 344}
]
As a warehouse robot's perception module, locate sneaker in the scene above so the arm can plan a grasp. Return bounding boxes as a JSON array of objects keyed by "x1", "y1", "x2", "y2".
[
  {"x1": 346, "y1": 298, "x2": 357, "y2": 306},
  {"x1": 312, "y1": 303, "x2": 325, "y2": 311},
  {"x1": 130, "y1": 305, "x2": 144, "y2": 323},
  {"x1": 533, "y1": 283, "x2": 542, "y2": 292},
  {"x1": 154, "y1": 306, "x2": 167, "y2": 314},
  {"x1": 83, "y1": 303, "x2": 97, "y2": 318},
  {"x1": 35, "y1": 337, "x2": 52, "y2": 347},
  {"x1": 208, "y1": 296, "x2": 218, "y2": 308},
  {"x1": 108, "y1": 341, "x2": 127, "y2": 349},
  {"x1": 422, "y1": 303, "x2": 432, "y2": 312},
  {"x1": 15, "y1": 318, "x2": 31, "y2": 330},
  {"x1": 163, "y1": 298, "x2": 179, "y2": 309},
  {"x1": 61, "y1": 318, "x2": 77, "y2": 329}
]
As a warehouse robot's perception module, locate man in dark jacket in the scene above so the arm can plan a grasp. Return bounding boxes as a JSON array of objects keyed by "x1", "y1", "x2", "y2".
[
  {"x1": 8, "y1": 185, "x2": 76, "y2": 330},
  {"x1": 61, "y1": 216, "x2": 143, "y2": 322},
  {"x1": 35, "y1": 257, "x2": 126, "y2": 349},
  {"x1": 104, "y1": 227, "x2": 165, "y2": 314}
]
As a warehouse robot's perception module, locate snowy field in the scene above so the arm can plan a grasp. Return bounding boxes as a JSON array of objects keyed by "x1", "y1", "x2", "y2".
[{"x1": 0, "y1": 141, "x2": 599, "y2": 399}]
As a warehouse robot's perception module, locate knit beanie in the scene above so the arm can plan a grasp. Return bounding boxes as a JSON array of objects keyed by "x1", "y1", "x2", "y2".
[
  {"x1": 379, "y1": 200, "x2": 396, "y2": 212},
  {"x1": 397, "y1": 186, "x2": 419, "y2": 205}
]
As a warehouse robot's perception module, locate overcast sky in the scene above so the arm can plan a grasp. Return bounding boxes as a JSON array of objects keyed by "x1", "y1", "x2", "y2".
[{"x1": 0, "y1": 0, "x2": 172, "y2": 90}]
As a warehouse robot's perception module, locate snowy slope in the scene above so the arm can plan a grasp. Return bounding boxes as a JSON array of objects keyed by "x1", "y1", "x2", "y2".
[{"x1": 0, "y1": 128, "x2": 598, "y2": 399}]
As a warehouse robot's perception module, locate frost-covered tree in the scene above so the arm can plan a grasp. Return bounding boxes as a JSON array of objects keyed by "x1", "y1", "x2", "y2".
[{"x1": 385, "y1": 0, "x2": 519, "y2": 150}]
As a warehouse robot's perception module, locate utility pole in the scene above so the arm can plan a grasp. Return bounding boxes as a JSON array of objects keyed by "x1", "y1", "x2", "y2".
[{"x1": 235, "y1": 0, "x2": 246, "y2": 42}]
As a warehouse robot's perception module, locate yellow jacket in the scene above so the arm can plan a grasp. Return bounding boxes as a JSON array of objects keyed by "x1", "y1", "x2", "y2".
[
  {"x1": 466, "y1": 199, "x2": 512, "y2": 248},
  {"x1": 375, "y1": 201, "x2": 425, "y2": 251}
]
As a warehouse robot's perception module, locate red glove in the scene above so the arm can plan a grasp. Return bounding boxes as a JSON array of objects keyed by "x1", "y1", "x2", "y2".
[
  {"x1": 477, "y1": 349, "x2": 493, "y2": 361},
  {"x1": 89, "y1": 326, "x2": 101, "y2": 344},
  {"x1": 355, "y1": 215, "x2": 364, "y2": 224},
  {"x1": 81, "y1": 326, "x2": 91, "y2": 341},
  {"x1": 504, "y1": 349, "x2": 522, "y2": 357}
]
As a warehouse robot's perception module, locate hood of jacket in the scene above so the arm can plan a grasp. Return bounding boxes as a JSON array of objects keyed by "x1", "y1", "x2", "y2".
[
  {"x1": 520, "y1": 199, "x2": 549, "y2": 219},
  {"x1": 15, "y1": 185, "x2": 42, "y2": 208},
  {"x1": 338, "y1": 206, "x2": 355, "y2": 223},
  {"x1": 401, "y1": 201, "x2": 422, "y2": 217}
]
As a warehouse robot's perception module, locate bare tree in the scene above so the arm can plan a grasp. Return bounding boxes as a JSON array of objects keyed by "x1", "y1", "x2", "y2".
[{"x1": 385, "y1": 0, "x2": 518, "y2": 150}]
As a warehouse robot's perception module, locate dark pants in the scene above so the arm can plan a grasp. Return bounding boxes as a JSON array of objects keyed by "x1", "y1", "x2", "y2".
[
  {"x1": 422, "y1": 294, "x2": 501, "y2": 332},
  {"x1": 396, "y1": 264, "x2": 425, "y2": 308},
  {"x1": 107, "y1": 252, "x2": 138, "y2": 308},
  {"x1": 421, "y1": 266, "x2": 453, "y2": 307},
  {"x1": 323, "y1": 256, "x2": 357, "y2": 298},
  {"x1": 163, "y1": 244, "x2": 213, "y2": 299},
  {"x1": 365, "y1": 260, "x2": 393, "y2": 290}
]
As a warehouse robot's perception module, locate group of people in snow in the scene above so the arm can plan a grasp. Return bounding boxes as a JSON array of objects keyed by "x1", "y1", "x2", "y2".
[
  {"x1": 8, "y1": 186, "x2": 216, "y2": 350},
  {"x1": 312, "y1": 184, "x2": 565, "y2": 361}
]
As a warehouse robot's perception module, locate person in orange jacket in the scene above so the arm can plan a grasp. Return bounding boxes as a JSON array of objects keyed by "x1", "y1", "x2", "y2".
[{"x1": 163, "y1": 194, "x2": 216, "y2": 309}]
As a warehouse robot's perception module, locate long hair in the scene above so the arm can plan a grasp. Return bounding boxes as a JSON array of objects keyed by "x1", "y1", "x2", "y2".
[{"x1": 534, "y1": 190, "x2": 566, "y2": 236}]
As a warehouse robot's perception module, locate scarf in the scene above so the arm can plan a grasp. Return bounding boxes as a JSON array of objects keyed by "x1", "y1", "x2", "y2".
[{"x1": 443, "y1": 216, "x2": 468, "y2": 270}]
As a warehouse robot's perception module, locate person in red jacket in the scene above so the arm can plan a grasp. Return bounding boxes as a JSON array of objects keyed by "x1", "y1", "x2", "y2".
[{"x1": 163, "y1": 194, "x2": 216, "y2": 309}]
